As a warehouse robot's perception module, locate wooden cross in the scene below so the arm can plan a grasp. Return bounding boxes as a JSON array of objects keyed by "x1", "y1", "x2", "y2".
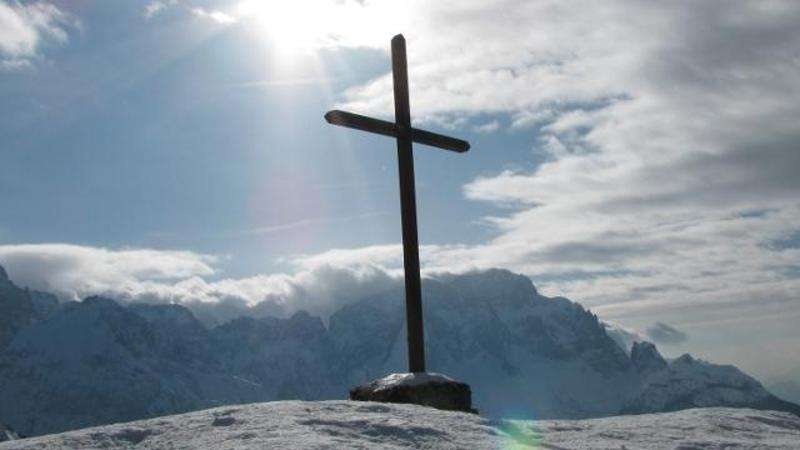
[{"x1": 325, "y1": 34, "x2": 470, "y2": 374}]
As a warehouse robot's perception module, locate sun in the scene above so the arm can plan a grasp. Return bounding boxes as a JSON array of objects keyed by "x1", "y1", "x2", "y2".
[
  {"x1": 236, "y1": 0, "x2": 409, "y2": 56},
  {"x1": 237, "y1": 0, "x2": 333, "y2": 54}
]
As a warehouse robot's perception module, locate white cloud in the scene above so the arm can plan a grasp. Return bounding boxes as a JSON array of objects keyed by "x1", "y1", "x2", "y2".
[
  {"x1": 472, "y1": 120, "x2": 501, "y2": 134},
  {"x1": 602, "y1": 321, "x2": 645, "y2": 354},
  {"x1": 0, "y1": 244, "x2": 399, "y2": 323},
  {"x1": 313, "y1": 0, "x2": 800, "y2": 331},
  {"x1": 0, "y1": 244, "x2": 216, "y2": 300},
  {"x1": 190, "y1": 7, "x2": 236, "y2": 25},
  {"x1": 0, "y1": 1, "x2": 77, "y2": 70},
  {"x1": 141, "y1": 1, "x2": 236, "y2": 25},
  {"x1": 143, "y1": 1, "x2": 171, "y2": 19},
  {"x1": 0, "y1": 57, "x2": 30, "y2": 71}
]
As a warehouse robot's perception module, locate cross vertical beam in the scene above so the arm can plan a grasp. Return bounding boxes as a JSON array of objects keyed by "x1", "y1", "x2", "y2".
[
  {"x1": 391, "y1": 34, "x2": 425, "y2": 374},
  {"x1": 324, "y1": 34, "x2": 470, "y2": 375}
]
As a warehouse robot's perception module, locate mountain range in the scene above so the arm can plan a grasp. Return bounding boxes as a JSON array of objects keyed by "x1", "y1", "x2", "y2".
[{"x1": 0, "y1": 264, "x2": 797, "y2": 437}]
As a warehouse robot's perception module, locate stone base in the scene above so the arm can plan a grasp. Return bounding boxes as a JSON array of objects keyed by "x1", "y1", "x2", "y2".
[{"x1": 349, "y1": 373, "x2": 476, "y2": 414}]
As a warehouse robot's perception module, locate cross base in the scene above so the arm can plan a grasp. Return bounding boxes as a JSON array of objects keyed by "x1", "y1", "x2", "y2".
[{"x1": 349, "y1": 373, "x2": 476, "y2": 414}]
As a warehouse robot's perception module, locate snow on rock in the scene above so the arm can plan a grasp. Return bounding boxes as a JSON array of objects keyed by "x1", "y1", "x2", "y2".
[
  {"x1": 370, "y1": 372, "x2": 457, "y2": 390},
  {"x1": 1, "y1": 402, "x2": 799, "y2": 450},
  {"x1": 350, "y1": 373, "x2": 474, "y2": 413}
]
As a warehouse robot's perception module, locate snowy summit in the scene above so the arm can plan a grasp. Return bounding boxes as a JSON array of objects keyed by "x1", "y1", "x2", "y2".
[{"x1": 1, "y1": 401, "x2": 798, "y2": 450}]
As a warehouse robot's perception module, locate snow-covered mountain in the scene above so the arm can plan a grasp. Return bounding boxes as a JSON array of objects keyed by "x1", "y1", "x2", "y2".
[
  {"x1": 0, "y1": 297, "x2": 264, "y2": 437},
  {"x1": 767, "y1": 366, "x2": 800, "y2": 405},
  {"x1": 625, "y1": 349, "x2": 800, "y2": 415},
  {"x1": 0, "y1": 265, "x2": 797, "y2": 437},
  {"x1": 769, "y1": 379, "x2": 800, "y2": 405},
  {"x1": 1, "y1": 402, "x2": 799, "y2": 450},
  {"x1": 0, "y1": 266, "x2": 57, "y2": 350}
]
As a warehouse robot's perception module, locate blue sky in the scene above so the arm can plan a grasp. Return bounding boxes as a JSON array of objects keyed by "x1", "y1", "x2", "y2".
[
  {"x1": 1, "y1": 0, "x2": 800, "y2": 381},
  {"x1": 1, "y1": 1, "x2": 539, "y2": 275}
]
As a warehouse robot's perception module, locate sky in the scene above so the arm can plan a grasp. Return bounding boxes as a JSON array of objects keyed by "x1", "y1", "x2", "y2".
[{"x1": 1, "y1": 0, "x2": 799, "y2": 381}]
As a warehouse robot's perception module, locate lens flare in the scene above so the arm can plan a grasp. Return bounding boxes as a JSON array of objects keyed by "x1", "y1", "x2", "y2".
[{"x1": 497, "y1": 419, "x2": 544, "y2": 449}]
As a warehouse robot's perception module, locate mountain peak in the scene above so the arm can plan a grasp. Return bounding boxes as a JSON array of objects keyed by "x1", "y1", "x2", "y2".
[
  {"x1": 129, "y1": 302, "x2": 199, "y2": 325},
  {"x1": 0, "y1": 264, "x2": 9, "y2": 283},
  {"x1": 81, "y1": 295, "x2": 121, "y2": 309},
  {"x1": 631, "y1": 341, "x2": 667, "y2": 374}
]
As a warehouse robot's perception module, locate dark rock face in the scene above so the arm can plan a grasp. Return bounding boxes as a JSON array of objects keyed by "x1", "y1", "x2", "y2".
[
  {"x1": 0, "y1": 264, "x2": 61, "y2": 350},
  {"x1": 631, "y1": 341, "x2": 668, "y2": 374},
  {"x1": 0, "y1": 266, "x2": 36, "y2": 350},
  {"x1": 29, "y1": 290, "x2": 59, "y2": 321},
  {"x1": 209, "y1": 311, "x2": 340, "y2": 401},
  {"x1": 350, "y1": 373, "x2": 474, "y2": 413}
]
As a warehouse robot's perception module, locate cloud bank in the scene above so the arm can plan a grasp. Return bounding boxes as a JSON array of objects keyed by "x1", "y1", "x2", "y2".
[
  {"x1": 0, "y1": 244, "x2": 216, "y2": 298},
  {"x1": 0, "y1": 244, "x2": 401, "y2": 325}
]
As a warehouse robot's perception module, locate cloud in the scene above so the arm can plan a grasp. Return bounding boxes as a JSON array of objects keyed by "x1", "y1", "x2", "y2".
[
  {"x1": 602, "y1": 321, "x2": 646, "y2": 354},
  {"x1": 603, "y1": 321, "x2": 688, "y2": 352},
  {"x1": 472, "y1": 120, "x2": 501, "y2": 134},
  {"x1": 0, "y1": 244, "x2": 399, "y2": 325},
  {"x1": 143, "y1": 1, "x2": 173, "y2": 19},
  {"x1": 0, "y1": 244, "x2": 216, "y2": 299},
  {"x1": 142, "y1": 1, "x2": 236, "y2": 25},
  {"x1": 646, "y1": 322, "x2": 689, "y2": 345},
  {"x1": 190, "y1": 7, "x2": 236, "y2": 25},
  {"x1": 0, "y1": 1, "x2": 77, "y2": 70},
  {"x1": 309, "y1": 0, "x2": 800, "y2": 334}
]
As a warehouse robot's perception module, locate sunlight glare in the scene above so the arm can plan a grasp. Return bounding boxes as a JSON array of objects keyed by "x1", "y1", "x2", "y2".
[{"x1": 237, "y1": 0, "x2": 409, "y2": 56}]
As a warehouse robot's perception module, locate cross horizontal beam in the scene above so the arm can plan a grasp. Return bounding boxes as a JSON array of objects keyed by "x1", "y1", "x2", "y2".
[{"x1": 325, "y1": 110, "x2": 470, "y2": 153}]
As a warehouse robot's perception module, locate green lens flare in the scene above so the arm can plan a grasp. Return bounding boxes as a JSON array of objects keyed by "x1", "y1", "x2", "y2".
[{"x1": 498, "y1": 420, "x2": 543, "y2": 449}]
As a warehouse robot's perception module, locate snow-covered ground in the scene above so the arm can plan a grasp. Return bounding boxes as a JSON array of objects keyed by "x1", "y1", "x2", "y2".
[{"x1": 1, "y1": 401, "x2": 798, "y2": 449}]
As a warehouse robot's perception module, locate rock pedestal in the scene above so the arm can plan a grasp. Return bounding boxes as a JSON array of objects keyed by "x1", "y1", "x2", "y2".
[{"x1": 350, "y1": 373, "x2": 476, "y2": 413}]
